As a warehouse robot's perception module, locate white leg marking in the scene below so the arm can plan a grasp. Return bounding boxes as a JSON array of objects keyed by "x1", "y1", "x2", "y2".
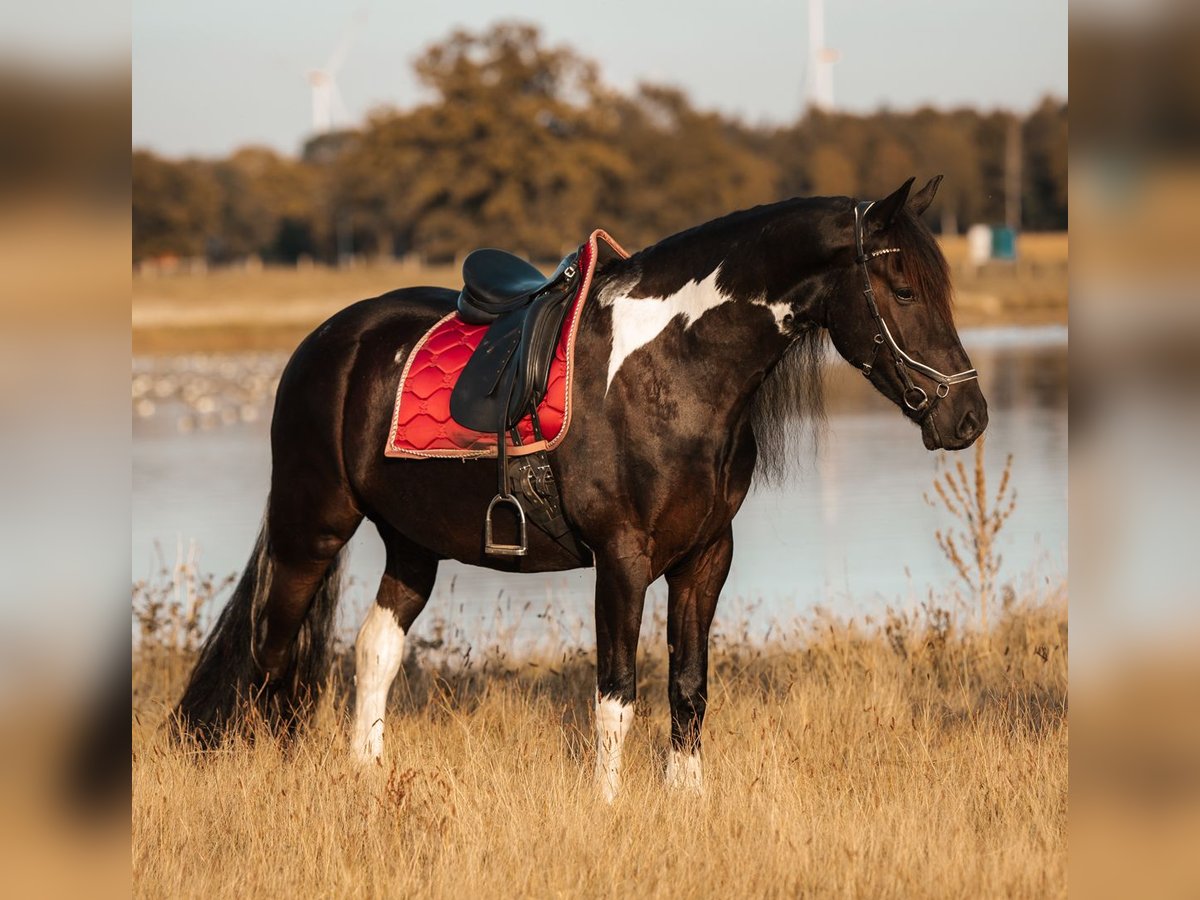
[
  {"x1": 595, "y1": 693, "x2": 635, "y2": 803},
  {"x1": 351, "y1": 604, "x2": 406, "y2": 763},
  {"x1": 604, "y1": 268, "x2": 734, "y2": 392},
  {"x1": 665, "y1": 748, "x2": 704, "y2": 795}
]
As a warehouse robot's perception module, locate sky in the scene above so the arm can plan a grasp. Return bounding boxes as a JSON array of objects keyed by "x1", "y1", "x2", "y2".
[{"x1": 133, "y1": 0, "x2": 1067, "y2": 159}]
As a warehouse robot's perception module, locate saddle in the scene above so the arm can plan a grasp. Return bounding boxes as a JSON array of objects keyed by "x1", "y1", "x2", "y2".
[
  {"x1": 450, "y1": 249, "x2": 579, "y2": 432},
  {"x1": 449, "y1": 247, "x2": 586, "y2": 561},
  {"x1": 456, "y1": 250, "x2": 578, "y2": 325}
]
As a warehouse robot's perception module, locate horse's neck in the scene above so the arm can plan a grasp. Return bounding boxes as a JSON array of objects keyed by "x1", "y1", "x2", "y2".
[{"x1": 594, "y1": 259, "x2": 794, "y2": 417}]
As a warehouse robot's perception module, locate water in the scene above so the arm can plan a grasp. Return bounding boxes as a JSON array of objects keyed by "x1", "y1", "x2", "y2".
[{"x1": 132, "y1": 326, "x2": 1066, "y2": 640}]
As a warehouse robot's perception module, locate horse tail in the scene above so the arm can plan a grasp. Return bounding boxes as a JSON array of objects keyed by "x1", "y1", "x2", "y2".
[{"x1": 173, "y1": 509, "x2": 346, "y2": 745}]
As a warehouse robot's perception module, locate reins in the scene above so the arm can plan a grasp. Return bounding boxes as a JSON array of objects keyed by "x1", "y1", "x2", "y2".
[{"x1": 852, "y1": 200, "x2": 979, "y2": 416}]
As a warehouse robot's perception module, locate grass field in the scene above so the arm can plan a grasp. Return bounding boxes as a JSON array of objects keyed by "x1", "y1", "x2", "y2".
[
  {"x1": 131, "y1": 233, "x2": 1067, "y2": 354},
  {"x1": 132, "y1": 584, "x2": 1067, "y2": 898}
]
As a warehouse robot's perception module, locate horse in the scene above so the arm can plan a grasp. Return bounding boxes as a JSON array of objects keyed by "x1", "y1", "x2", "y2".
[{"x1": 176, "y1": 175, "x2": 987, "y2": 800}]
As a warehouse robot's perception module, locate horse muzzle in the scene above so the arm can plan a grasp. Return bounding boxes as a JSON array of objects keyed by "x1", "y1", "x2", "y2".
[{"x1": 922, "y1": 395, "x2": 988, "y2": 451}]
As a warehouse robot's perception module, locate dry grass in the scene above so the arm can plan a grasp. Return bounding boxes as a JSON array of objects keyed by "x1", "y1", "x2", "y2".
[
  {"x1": 133, "y1": 589, "x2": 1067, "y2": 898},
  {"x1": 131, "y1": 233, "x2": 1067, "y2": 354},
  {"x1": 939, "y1": 232, "x2": 1069, "y2": 326},
  {"x1": 131, "y1": 259, "x2": 458, "y2": 355},
  {"x1": 926, "y1": 440, "x2": 1018, "y2": 631}
]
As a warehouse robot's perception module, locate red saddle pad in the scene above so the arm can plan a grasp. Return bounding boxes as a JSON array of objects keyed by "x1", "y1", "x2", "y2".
[{"x1": 385, "y1": 229, "x2": 629, "y2": 459}]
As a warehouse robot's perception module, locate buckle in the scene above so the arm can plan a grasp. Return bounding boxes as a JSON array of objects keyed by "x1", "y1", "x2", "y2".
[{"x1": 484, "y1": 493, "x2": 528, "y2": 557}]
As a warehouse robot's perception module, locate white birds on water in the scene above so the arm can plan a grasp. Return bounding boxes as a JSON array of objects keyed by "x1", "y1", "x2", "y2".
[{"x1": 132, "y1": 354, "x2": 285, "y2": 433}]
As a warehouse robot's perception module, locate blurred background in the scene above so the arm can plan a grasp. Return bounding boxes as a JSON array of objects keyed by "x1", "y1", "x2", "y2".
[{"x1": 1072, "y1": 3, "x2": 1200, "y2": 897}]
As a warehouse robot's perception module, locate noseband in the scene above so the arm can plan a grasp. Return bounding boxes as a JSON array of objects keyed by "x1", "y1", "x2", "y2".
[{"x1": 852, "y1": 200, "x2": 979, "y2": 416}]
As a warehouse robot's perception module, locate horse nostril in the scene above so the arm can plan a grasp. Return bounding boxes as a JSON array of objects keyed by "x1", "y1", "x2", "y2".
[{"x1": 957, "y1": 410, "x2": 980, "y2": 441}]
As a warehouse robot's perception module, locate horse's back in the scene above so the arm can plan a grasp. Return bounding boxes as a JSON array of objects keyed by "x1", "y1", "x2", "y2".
[
  {"x1": 280, "y1": 285, "x2": 454, "y2": 383},
  {"x1": 293, "y1": 286, "x2": 455, "y2": 358},
  {"x1": 272, "y1": 286, "x2": 456, "y2": 459}
]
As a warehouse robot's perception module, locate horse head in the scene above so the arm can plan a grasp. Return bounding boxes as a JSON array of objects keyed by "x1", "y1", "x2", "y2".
[{"x1": 824, "y1": 177, "x2": 988, "y2": 450}]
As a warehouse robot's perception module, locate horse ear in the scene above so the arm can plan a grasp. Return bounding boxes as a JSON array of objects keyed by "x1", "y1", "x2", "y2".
[
  {"x1": 866, "y1": 177, "x2": 915, "y2": 231},
  {"x1": 908, "y1": 175, "x2": 943, "y2": 217}
]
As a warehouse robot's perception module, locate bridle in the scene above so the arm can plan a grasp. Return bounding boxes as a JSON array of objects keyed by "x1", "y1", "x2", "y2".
[{"x1": 852, "y1": 200, "x2": 979, "y2": 417}]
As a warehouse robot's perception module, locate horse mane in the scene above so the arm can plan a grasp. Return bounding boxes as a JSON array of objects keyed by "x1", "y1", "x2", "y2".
[{"x1": 749, "y1": 327, "x2": 827, "y2": 485}]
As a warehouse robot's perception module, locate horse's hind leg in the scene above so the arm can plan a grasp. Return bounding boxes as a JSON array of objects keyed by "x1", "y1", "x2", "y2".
[
  {"x1": 257, "y1": 487, "x2": 362, "y2": 681},
  {"x1": 664, "y1": 525, "x2": 733, "y2": 794},
  {"x1": 175, "y1": 472, "x2": 361, "y2": 741},
  {"x1": 351, "y1": 524, "x2": 439, "y2": 762}
]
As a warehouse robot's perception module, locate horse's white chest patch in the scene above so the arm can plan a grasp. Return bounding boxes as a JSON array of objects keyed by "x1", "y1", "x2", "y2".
[{"x1": 603, "y1": 268, "x2": 732, "y2": 391}]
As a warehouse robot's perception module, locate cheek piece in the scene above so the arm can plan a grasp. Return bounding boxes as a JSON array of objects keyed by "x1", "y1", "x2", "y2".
[{"x1": 851, "y1": 200, "x2": 979, "y2": 416}]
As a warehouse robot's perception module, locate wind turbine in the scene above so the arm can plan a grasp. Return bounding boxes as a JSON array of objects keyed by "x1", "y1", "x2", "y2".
[
  {"x1": 307, "y1": 14, "x2": 363, "y2": 133},
  {"x1": 805, "y1": 0, "x2": 839, "y2": 114}
]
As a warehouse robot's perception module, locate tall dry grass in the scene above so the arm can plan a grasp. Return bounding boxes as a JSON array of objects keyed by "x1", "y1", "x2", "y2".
[
  {"x1": 926, "y1": 440, "x2": 1018, "y2": 631},
  {"x1": 133, "y1": 444, "x2": 1067, "y2": 898},
  {"x1": 133, "y1": 597, "x2": 1066, "y2": 898}
]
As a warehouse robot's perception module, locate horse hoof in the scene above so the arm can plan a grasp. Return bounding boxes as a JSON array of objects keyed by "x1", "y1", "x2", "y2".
[{"x1": 665, "y1": 750, "x2": 704, "y2": 795}]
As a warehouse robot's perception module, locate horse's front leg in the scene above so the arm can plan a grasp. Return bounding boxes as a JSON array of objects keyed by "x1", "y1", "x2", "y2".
[
  {"x1": 593, "y1": 540, "x2": 652, "y2": 802},
  {"x1": 664, "y1": 525, "x2": 733, "y2": 794}
]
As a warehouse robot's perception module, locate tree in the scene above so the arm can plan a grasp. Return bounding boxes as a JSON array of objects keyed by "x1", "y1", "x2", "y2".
[
  {"x1": 331, "y1": 21, "x2": 630, "y2": 260},
  {"x1": 132, "y1": 151, "x2": 221, "y2": 261},
  {"x1": 600, "y1": 85, "x2": 777, "y2": 247},
  {"x1": 902, "y1": 109, "x2": 981, "y2": 232},
  {"x1": 1022, "y1": 98, "x2": 1068, "y2": 230},
  {"x1": 133, "y1": 22, "x2": 1069, "y2": 267}
]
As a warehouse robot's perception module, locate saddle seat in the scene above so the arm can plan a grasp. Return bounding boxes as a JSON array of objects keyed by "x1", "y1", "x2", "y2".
[
  {"x1": 457, "y1": 249, "x2": 578, "y2": 325},
  {"x1": 450, "y1": 249, "x2": 579, "y2": 435}
]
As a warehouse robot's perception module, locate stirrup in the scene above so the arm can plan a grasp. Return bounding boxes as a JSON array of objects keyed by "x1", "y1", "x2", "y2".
[{"x1": 484, "y1": 493, "x2": 528, "y2": 557}]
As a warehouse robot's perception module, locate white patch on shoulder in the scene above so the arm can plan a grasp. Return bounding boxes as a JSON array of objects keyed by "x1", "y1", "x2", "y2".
[
  {"x1": 604, "y1": 268, "x2": 733, "y2": 392},
  {"x1": 754, "y1": 299, "x2": 793, "y2": 333},
  {"x1": 595, "y1": 693, "x2": 635, "y2": 803},
  {"x1": 351, "y1": 604, "x2": 407, "y2": 763},
  {"x1": 665, "y1": 748, "x2": 704, "y2": 795},
  {"x1": 394, "y1": 348, "x2": 407, "y2": 364}
]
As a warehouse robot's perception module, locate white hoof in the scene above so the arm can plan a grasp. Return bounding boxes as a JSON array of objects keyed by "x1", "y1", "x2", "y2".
[
  {"x1": 665, "y1": 749, "x2": 704, "y2": 795},
  {"x1": 352, "y1": 718, "x2": 384, "y2": 764}
]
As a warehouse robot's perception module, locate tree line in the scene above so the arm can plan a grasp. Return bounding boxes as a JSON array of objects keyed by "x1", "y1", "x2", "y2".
[{"x1": 133, "y1": 22, "x2": 1067, "y2": 266}]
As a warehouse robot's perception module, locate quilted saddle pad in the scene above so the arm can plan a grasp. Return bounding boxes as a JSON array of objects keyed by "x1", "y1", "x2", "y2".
[{"x1": 385, "y1": 229, "x2": 629, "y2": 459}]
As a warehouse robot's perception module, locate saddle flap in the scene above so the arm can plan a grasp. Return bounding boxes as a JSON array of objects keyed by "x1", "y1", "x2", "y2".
[
  {"x1": 449, "y1": 317, "x2": 525, "y2": 432},
  {"x1": 521, "y1": 290, "x2": 575, "y2": 401}
]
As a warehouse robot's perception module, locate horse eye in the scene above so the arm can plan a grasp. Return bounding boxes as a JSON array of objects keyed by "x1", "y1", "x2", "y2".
[{"x1": 894, "y1": 287, "x2": 916, "y2": 303}]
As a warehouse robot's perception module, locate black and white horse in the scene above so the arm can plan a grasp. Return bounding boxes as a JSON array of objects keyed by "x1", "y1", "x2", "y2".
[{"x1": 177, "y1": 176, "x2": 986, "y2": 800}]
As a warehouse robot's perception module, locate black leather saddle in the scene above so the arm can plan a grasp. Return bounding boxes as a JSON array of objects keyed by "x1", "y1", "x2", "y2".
[
  {"x1": 448, "y1": 246, "x2": 587, "y2": 560},
  {"x1": 456, "y1": 250, "x2": 579, "y2": 325},
  {"x1": 450, "y1": 249, "x2": 579, "y2": 433}
]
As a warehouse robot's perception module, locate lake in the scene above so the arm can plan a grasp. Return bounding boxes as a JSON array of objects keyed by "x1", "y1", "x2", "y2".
[{"x1": 132, "y1": 326, "x2": 1066, "y2": 645}]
